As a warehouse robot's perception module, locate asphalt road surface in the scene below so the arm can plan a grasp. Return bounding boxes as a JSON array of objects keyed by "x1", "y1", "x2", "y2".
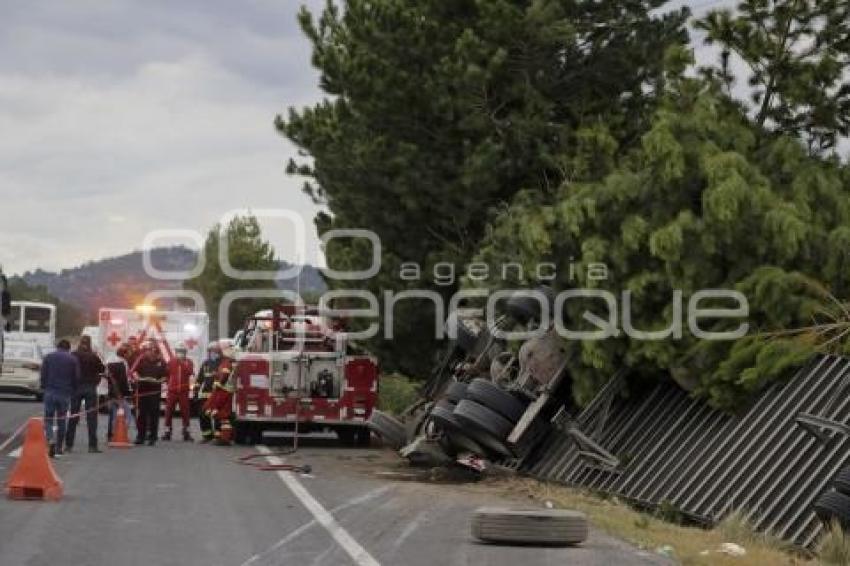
[{"x1": 0, "y1": 396, "x2": 667, "y2": 566}]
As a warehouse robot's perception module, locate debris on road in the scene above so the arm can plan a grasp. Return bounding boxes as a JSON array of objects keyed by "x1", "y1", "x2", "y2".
[{"x1": 470, "y1": 506, "x2": 588, "y2": 546}]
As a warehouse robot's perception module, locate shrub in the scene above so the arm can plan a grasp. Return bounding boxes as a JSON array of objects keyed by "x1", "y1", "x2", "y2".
[{"x1": 378, "y1": 373, "x2": 420, "y2": 416}]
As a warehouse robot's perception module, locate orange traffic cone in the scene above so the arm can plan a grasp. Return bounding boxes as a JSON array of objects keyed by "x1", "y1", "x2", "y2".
[
  {"x1": 108, "y1": 406, "x2": 133, "y2": 449},
  {"x1": 5, "y1": 418, "x2": 63, "y2": 501}
]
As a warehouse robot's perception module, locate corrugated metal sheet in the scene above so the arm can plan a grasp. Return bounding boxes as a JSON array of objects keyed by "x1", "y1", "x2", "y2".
[{"x1": 524, "y1": 354, "x2": 850, "y2": 548}]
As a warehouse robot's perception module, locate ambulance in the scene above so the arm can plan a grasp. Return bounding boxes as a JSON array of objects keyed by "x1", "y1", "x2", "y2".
[{"x1": 95, "y1": 305, "x2": 209, "y2": 404}]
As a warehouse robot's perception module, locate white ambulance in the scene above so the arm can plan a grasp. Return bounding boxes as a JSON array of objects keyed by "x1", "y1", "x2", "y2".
[{"x1": 95, "y1": 305, "x2": 209, "y2": 403}]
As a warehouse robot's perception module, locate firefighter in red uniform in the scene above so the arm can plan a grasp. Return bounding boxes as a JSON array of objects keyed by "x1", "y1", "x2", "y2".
[
  {"x1": 202, "y1": 342, "x2": 236, "y2": 446},
  {"x1": 162, "y1": 343, "x2": 194, "y2": 441},
  {"x1": 195, "y1": 343, "x2": 221, "y2": 443}
]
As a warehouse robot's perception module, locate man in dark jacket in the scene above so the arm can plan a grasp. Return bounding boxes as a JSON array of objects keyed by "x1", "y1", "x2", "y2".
[
  {"x1": 107, "y1": 344, "x2": 135, "y2": 441},
  {"x1": 66, "y1": 335, "x2": 105, "y2": 453},
  {"x1": 40, "y1": 339, "x2": 80, "y2": 458},
  {"x1": 133, "y1": 340, "x2": 167, "y2": 445},
  {"x1": 0, "y1": 274, "x2": 10, "y2": 332}
]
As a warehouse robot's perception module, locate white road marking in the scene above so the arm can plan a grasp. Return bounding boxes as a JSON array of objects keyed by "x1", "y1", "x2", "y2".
[
  {"x1": 392, "y1": 510, "x2": 428, "y2": 552},
  {"x1": 0, "y1": 419, "x2": 31, "y2": 453},
  {"x1": 251, "y1": 445, "x2": 383, "y2": 566},
  {"x1": 8, "y1": 447, "x2": 21, "y2": 459},
  {"x1": 239, "y1": 484, "x2": 392, "y2": 566}
]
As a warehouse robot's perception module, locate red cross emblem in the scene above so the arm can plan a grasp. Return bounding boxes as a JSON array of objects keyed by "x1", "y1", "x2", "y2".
[
  {"x1": 185, "y1": 337, "x2": 198, "y2": 350},
  {"x1": 107, "y1": 331, "x2": 122, "y2": 347}
]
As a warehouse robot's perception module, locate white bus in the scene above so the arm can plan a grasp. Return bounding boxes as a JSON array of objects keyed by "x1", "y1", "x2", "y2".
[{"x1": 4, "y1": 301, "x2": 57, "y2": 355}]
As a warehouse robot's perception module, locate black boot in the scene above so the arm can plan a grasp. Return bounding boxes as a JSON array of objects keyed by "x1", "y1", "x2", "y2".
[
  {"x1": 161, "y1": 429, "x2": 172, "y2": 441},
  {"x1": 49, "y1": 444, "x2": 56, "y2": 458},
  {"x1": 183, "y1": 429, "x2": 193, "y2": 442}
]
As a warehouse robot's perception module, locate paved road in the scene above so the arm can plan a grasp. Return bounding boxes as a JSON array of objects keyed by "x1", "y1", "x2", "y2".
[{"x1": 0, "y1": 398, "x2": 666, "y2": 566}]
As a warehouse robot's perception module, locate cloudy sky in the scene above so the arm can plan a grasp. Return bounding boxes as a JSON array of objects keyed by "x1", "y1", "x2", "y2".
[{"x1": 0, "y1": 0, "x2": 731, "y2": 276}]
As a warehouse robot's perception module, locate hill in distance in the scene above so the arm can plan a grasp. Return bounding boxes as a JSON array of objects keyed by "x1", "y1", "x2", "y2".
[{"x1": 17, "y1": 246, "x2": 326, "y2": 320}]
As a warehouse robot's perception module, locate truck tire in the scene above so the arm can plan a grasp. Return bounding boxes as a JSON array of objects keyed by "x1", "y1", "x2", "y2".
[
  {"x1": 446, "y1": 312, "x2": 479, "y2": 353},
  {"x1": 430, "y1": 402, "x2": 461, "y2": 431},
  {"x1": 445, "y1": 430, "x2": 487, "y2": 456},
  {"x1": 368, "y1": 410, "x2": 407, "y2": 449},
  {"x1": 453, "y1": 399, "x2": 515, "y2": 458},
  {"x1": 471, "y1": 507, "x2": 588, "y2": 545},
  {"x1": 814, "y1": 491, "x2": 850, "y2": 528},
  {"x1": 356, "y1": 427, "x2": 372, "y2": 447},
  {"x1": 832, "y1": 467, "x2": 850, "y2": 496},
  {"x1": 466, "y1": 379, "x2": 526, "y2": 423},
  {"x1": 505, "y1": 286, "x2": 555, "y2": 324},
  {"x1": 454, "y1": 399, "x2": 514, "y2": 439},
  {"x1": 444, "y1": 381, "x2": 468, "y2": 404},
  {"x1": 429, "y1": 403, "x2": 486, "y2": 456},
  {"x1": 234, "y1": 422, "x2": 250, "y2": 445}
]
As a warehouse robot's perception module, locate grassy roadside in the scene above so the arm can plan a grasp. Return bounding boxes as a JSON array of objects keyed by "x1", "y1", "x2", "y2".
[
  {"x1": 475, "y1": 477, "x2": 816, "y2": 566},
  {"x1": 377, "y1": 373, "x2": 420, "y2": 415}
]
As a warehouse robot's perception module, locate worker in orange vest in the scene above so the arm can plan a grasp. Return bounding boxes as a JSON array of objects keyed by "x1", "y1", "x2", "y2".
[
  {"x1": 203, "y1": 343, "x2": 236, "y2": 446},
  {"x1": 162, "y1": 343, "x2": 194, "y2": 441}
]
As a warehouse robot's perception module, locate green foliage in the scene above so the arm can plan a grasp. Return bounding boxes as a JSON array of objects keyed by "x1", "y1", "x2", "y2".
[
  {"x1": 697, "y1": 0, "x2": 850, "y2": 155},
  {"x1": 184, "y1": 215, "x2": 278, "y2": 337},
  {"x1": 280, "y1": 0, "x2": 690, "y2": 377},
  {"x1": 475, "y1": 79, "x2": 850, "y2": 409},
  {"x1": 377, "y1": 372, "x2": 420, "y2": 415}
]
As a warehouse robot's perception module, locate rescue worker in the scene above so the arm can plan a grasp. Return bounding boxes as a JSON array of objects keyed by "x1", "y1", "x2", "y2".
[
  {"x1": 203, "y1": 342, "x2": 236, "y2": 446},
  {"x1": 132, "y1": 340, "x2": 167, "y2": 445},
  {"x1": 195, "y1": 343, "x2": 221, "y2": 443},
  {"x1": 162, "y1": 343, "x2": 194, "y2": 441}
]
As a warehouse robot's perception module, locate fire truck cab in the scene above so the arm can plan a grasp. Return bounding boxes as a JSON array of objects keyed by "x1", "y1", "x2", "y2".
[{"x1": 232, "y1": 304, "x2": 378, "y2": 446}]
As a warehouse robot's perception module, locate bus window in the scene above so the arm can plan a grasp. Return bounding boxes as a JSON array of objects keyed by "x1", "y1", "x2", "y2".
[
  {"x1": 9, "y1": 305, "x2": 21, "y2": 332},
  {"x1": 24, "y1": 307, "x2": 52, "y2": 332}
]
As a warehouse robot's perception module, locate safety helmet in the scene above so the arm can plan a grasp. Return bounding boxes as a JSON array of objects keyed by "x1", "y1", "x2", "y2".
[{"x1": 207, "y1": 342, "x2": 222, "y2": 353}]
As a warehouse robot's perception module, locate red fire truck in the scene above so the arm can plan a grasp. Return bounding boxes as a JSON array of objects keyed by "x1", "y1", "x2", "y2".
[{"x1": 230, "y1": 304, "x2": 379, "y2": 446}]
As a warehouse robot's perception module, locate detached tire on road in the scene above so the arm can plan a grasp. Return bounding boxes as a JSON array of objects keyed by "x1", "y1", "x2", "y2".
[
  {"x1": 368, "y1": 410, "x2": 407, "y2": 449},
  {"x1": 832, "y1": 467, "x2": 850, "y2": 496},
  {"x1": 814, "y1": 490, "x2": 850, "y2": 528},
  {"x1": 466, "y1": 379, "x2": 526, "y2": 423},
  {"x1": 471, "y1": 507, "x2": 588, "y2": 545}
]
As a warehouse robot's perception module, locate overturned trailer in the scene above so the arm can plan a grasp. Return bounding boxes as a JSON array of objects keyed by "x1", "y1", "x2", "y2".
[
  {"x1": 368, "y1": 289, "x2": 850, "y2": 550},
  {"x1": 527, "y1": 354, "x2": 850, "y2": 549}
]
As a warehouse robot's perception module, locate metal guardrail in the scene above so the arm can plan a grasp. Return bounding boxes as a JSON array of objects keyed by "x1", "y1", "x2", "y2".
[{"x1": 523, "y1": 354, "x2": 850, "y2": 548}]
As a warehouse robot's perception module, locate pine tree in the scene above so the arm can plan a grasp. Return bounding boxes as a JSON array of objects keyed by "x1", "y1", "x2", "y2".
[
  {"x1": 280, "y1": 0, "x2": 690, "y2": 376},
  {"x1": 697, "y1": 0, "x2": 850, "y2": 155}
]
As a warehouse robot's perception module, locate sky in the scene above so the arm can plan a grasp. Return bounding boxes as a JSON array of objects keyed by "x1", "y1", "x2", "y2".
[{"x1": 0, "y1": 0, "x2": 733, "y2": 276}]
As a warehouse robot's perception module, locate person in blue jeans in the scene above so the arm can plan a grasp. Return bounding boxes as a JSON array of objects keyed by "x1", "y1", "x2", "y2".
[
  {"x1": 66, "y1": 335, "x2": 105, "y2": 453},
  {"x1": 40, "y1": 339, "x2": 80, "y2": 458}
]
